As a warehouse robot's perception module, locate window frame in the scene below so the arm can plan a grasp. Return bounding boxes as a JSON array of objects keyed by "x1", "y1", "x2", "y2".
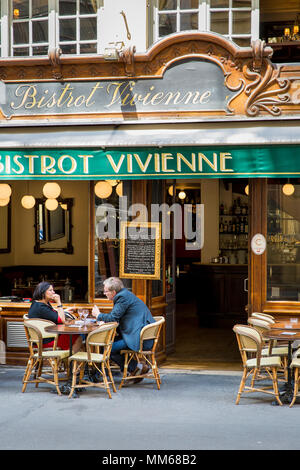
[{"x1": 153, "y1": 0, "x2": 259, "y2": 46}]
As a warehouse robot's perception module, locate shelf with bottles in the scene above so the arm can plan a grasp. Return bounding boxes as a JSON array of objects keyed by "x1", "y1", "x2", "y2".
[
  {"x1": 219, "y1": 217, "x2": 248, "y2": 235},
  {"x1": 219, "y1": 198, "x2": 248, "y2": 217}
]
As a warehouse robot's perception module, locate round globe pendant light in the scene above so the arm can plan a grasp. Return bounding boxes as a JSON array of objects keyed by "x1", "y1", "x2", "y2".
[
  {"x1": 178, "y1": 191, "x2": 186, "y2": 200},
  {"x1": 43, "y1": 182, "x2": 61, "y2": 199},
  {"x1": 45, "y1": 198, "x2": 59, "y2": 211},
  {"x1": 94, "y1": 181, "x2": 113, "y2": 199},
  {"x1": 0, "y1": 184, "x2": 12, "y2": 199},
  {"x1": 21, "y1": 195, "x2": 36, "y2": 209},
  {"x1": 282, "y1": 183, "x2": 295, "y2": 196},
  {"x1": 0, "y1": 197, "x2": 10, "y2": 206},
  {"x1": 116, "y1": 182, "x2": 123, "y2": 197}
]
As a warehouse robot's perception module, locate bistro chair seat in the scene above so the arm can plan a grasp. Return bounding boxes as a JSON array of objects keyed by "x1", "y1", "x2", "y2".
[
  {"x1": 68, "y1": 322, "x2": 118, "y2": 399},
  {"x1": 119, "y1": 316, "x2": 165, "y2": 390},
  {"x1": 22, "y1": 319, "x2": 70, "y2": 395},
  {"x1": 233, "y1": 324, "x2": 283, "y2": 406}
]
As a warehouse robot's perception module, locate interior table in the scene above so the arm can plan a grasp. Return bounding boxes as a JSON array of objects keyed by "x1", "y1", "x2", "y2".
[
  {"x1": 264, "y1": 323, "x2": 300, "y2": 405},
  {"x1": 45, "y1": 320, "x2": 101, "y2": 397}
]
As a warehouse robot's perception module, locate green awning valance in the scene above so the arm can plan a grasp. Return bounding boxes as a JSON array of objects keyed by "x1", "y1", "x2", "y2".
[{"x1": 0, "y1": 145, "x2": 299, "y2": 180}]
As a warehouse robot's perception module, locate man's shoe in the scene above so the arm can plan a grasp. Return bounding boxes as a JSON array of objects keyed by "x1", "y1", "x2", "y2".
[{"x1": 134, "y1": 364, "x2": 150, "y2": 384}]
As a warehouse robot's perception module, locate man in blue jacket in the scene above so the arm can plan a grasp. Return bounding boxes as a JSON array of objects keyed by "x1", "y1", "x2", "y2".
[{"x1": 92, "y1": 277, "x2": 155, "y2": 382}]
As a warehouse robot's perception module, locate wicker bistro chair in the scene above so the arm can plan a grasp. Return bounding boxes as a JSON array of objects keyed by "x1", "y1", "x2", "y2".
[
  {"x1": 119, "y1": 316, "x2": 165, "y2": 390},
  {"x1": 22, "y1": 319, "x2": 70, "y2": 395},
  {"x1": 247, "y1": 317, "x2": 288, "y2": 380},
  {"x1": 233, "y1": 324, "x2": 283, "y2": 406},
  {"x1": 67, "y1": 322, "x2": 118, "y2": 399},
  {"x1": 251, "y1": 313, "x2": 275, "y2": 324}
]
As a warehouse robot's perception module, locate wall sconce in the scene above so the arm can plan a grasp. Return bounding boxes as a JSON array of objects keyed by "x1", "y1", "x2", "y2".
[
  {"x1": 103, "y1": 41, "x2": 125, "y2": 61},
  {"x1": 284, "y1": 28, "x2": 291, "y2": 40}
]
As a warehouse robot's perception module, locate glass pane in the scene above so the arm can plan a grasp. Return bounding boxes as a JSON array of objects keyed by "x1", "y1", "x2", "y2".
[
  {"x1": 32, "y1": 0, "x2": 48, "y2": 17},
  {"x1": 180, "y1": 0, "x2": 198, "y2": 8},
  {"x1": 232, "y1": 11, "x2": 251, "y2": 34},
  {"x1": 32, "y1": 45, "x2": 49, "y2": 55},
  {"x1": 13, "y1": 46, "x2": 29, "y2": 56},
  {"x1": 80, "y1": 0, "x2": 97, "y2": 14},
  {"x1": 210, "y1": 0, "x2": 229, "y2": 7},
  {"x1": 13, "y1": 22, "x2": 29, "y2": 44},
  {"x1": 233, "y1": 0, "x2": 251, "y2": 7},
  {"x1": 80, "y1": 43, "x2": 97, "y2": 54},
  {"x1": 210, "y1": 11, "x2": 228, "y2": 34},
  {"x1": 94, "y1": 181, "x2": 132, "y2": 298},
  {"x1": 159, "y1": 0, "x2": 177, "y2": 10},
  {"x1": 59, "y1": 0, "x2": 76, "y2": 16},
  {"x1": 233, "y1": 37, "x2": 250, "y2": 46},
  {"x1": 159, "y1": 13, "x2": 176, "y2": 36},
  {"x1": 13, "y1": 0, "x2": 29, "y2": 19},
  {"x1": 32, "y1": 20, "x2": 48, "y2": 43},
  {"x1": 267, "y1": 180, "x2": 300, "y2": 301},
  {"x1": 80, "y1": 17, "x2": 97, "y2": 40},
  {"x1": 60, "y1": 19, "x2": 77, "y2": 42},
  {"x1": 180, "y1": 12, "x2": 198, "y2": 30},
  {"x1": 60, "y1": 43, "x2": 77, "y2": 54}
]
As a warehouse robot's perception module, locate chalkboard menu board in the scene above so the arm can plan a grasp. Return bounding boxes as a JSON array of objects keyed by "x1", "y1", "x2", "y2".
[{"x1": 119, "y1": 222, "x2": 161, "y2": 280}]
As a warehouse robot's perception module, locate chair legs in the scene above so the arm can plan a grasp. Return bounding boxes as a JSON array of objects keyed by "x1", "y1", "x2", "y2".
[
  {"x1": 22, "y1": 355, "x2": 64, "y2": 395},
  {"x1": 68, "y1": 360, "x2": 115, "y2": 399},
  {"x1": 119, "y1": 352, "x2": 161, "y2": 390},
  {"x1": 235, "y1": 366, "x2": 282, "y2": 406},
  {"x1": 290, "y1": 367, "x2": 299, "y2": 408}
]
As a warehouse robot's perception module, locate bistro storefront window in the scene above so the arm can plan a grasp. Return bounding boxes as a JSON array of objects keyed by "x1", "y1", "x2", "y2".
[{"x1": 267, "y1": 179, "x2": 300, "y2": 302}]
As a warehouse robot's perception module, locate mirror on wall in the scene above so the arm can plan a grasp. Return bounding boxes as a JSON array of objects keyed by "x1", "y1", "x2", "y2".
[
  {"x1": 0, "y1": 203, "x2": 11, "y2": 253},
  {"x1": 34, "y1": 198, "x2": 73, "y2": 254}
]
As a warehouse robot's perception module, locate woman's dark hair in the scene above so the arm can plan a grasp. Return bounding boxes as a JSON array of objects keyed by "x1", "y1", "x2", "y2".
[{"x1": 32, "y1": 282, "x2": 52, "y2": 300}]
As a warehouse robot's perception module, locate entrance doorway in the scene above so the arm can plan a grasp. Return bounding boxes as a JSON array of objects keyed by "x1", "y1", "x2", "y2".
[{"x1": 162, "y1": 178, "x2": 249, "y2": 370}]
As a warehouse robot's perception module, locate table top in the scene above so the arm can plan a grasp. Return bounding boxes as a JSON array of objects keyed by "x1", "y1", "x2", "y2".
[
  {"x1": 271, "y1": 320, "x2": 300, "y2": 331},
  {"x1": 45, "y1": 320, "x2": 101, "y2": 335}
]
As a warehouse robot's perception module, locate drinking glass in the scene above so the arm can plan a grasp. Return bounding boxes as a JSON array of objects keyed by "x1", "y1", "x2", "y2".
[
  {"x1": 82, "y1": 309, "x2": 89, "y2": 325},
  {"x1": 77, "y1": 308, "x2": 84, "y2": 322}
]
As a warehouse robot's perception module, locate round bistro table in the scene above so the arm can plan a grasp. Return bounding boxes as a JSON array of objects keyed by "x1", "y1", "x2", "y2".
[
  {"x1": 45, "y1": 320, "x2": 101, "y2": 397},
  {"x1": 264, "y1": 323, "x2": 300, "y2": 405}
]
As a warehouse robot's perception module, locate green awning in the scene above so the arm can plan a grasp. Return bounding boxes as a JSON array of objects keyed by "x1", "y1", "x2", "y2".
[{"x1": 0, "y1": 145, "x2": 300, "y2": 180}]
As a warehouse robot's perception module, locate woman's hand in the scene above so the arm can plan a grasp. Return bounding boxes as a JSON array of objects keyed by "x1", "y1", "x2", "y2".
[{"x1": 52, "y1": 293, "x2": 61, "y2": 305}]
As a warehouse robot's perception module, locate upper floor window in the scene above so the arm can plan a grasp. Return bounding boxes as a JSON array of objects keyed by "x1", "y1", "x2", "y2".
[
  {"x1": 154, "y1": 0, "x2": 256, "y2": 47},
  {"x1": 1, "y1": 0, "x2": 100, "y2": 57}
]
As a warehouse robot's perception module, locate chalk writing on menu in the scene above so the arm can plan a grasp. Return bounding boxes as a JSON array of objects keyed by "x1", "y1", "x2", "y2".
[{"x1": 119, "y1": 222, "x2": 161, "y2": 280}]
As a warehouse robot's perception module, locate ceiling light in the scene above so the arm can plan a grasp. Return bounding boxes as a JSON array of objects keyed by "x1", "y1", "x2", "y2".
[
  {"x1": 178, "y1": 191, "x2": 186, "y2": 200},
  {"x1": 21, "y1": 195, "x2": 36, "y2": 209},
  {"x1": 0, "y1": 184, "x2": 12, "y2": 199},
  {"x1": 116, "y1": 182, "x2": 123, "y2": 197},
  {"x1": 0, "y1": 197, "x2": 10, "y2": 206},
  {"x1": 94, "y1": 181, "x2": 113, "y2": 199},
  {"x1": 45, "y1": 198, "x2": 59, "y2": 211},
  {"x1": 43, "y1": 182, "x2": 61, "y2": 199},
  {"x1": 282, "y1": 183, "x2": 295, "y2": 196}
]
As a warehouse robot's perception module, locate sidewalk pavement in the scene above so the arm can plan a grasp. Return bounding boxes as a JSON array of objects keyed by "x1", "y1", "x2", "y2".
[{"x1": 1, "y1": 365, "x2": 300, "y2": 451}]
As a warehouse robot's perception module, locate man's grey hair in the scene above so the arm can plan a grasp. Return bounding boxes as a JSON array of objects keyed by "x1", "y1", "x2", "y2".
[{"x1": 103, "y1": 277, "x2": 124, "y2": 293}]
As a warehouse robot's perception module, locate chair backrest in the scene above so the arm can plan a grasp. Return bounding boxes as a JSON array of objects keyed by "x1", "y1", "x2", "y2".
[
  {"x1": 23, "y1": 313, "x2": 29, "y2": 320},
  {"x1": 233, "y1": 324, "x2": 263, "y2": 367},
  {"x1": 139, "y1": 316, "x2": 165, "y2": 352},
  {"x1": 247, "y1": 317, "x2": 271, "y2": 336},
  {"x1": 86, "y1": 322, "x2": 118, "y2": 361},
  {"x1": 24, "y1": 319, "x2": 57, "y2": 356},
  {"x1": 251, "y1": 312, "x2": 275, "y2": 324}
]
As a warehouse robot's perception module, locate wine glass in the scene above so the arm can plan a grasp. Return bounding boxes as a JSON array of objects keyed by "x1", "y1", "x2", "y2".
[
  {"x1": 82, "y1": 309, "x2": 89, "y2": 325},
  {"x1": 77, "y1": 308, "x2": 84, "y2": 323}
]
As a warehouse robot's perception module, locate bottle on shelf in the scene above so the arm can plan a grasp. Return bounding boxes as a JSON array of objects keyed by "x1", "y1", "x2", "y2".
[{"x1": 220, "y1": 218, "x2": 224, "y2": 233}]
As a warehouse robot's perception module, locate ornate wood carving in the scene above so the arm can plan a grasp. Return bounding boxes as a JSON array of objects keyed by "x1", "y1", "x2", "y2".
[{"x1": 0, "y1": 32, "x2": 298, "y2": 121}]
